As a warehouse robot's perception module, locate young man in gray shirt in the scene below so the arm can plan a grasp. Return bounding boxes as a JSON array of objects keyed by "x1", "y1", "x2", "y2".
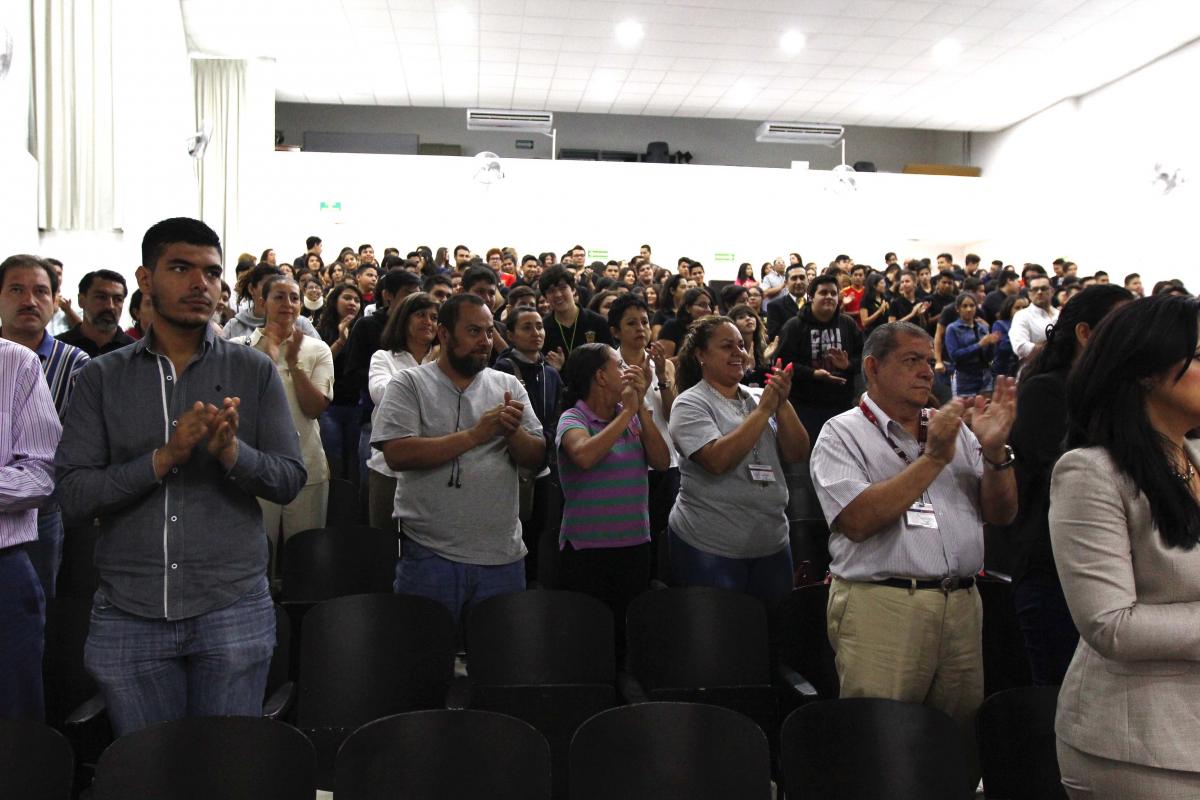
[
  {"x1": 373, "y1": 294, "x2": 544, "y2": 622},
  {"x1": 55, "y1": 218, "x2": 307, "y2": 737}
]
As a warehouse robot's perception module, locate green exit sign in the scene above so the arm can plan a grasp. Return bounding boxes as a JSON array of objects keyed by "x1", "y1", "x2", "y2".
[
  {"x1": 714, "y1": 252, "x2": 735, "y2": 262},
  {"x1": 319, "y1": 201, "x2": 342, "y2": 211},
  {"x1": 587, "y1": 249, "x2": 608, "y2": 261}
]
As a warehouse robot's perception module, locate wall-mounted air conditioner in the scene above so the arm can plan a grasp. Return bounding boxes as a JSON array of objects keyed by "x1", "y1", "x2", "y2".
[
  {"x1": 755, "y1": 121, "x2": 844, "y2": 146},
  {"x1": 467, "y1": 108, "x2": 554, "y2": 134}
]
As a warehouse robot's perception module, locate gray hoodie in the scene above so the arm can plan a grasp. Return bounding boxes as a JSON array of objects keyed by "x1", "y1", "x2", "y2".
[{"x1": 221, "y1": 307, "x2": 320, "y2": 341}]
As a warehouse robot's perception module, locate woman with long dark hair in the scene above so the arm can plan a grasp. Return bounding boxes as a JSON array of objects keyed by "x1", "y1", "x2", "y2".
[
  {"x1": 735, "y1": 262, "x2": 758, "y2": 287},
  {"x1": 414, "y1": 245, "x2": 435, "y2": 277},
  {"x1": 990, "y1": 294, "x2": 1028, "y2": 378},
  {"x1": 1007, "y1": 285, "x2": 1132, "y2": 687},
  {"x1": 316, "y1": 284, "x2": 364, "y2": 482},
  {"x1": 858, "y1": 272, "x2": 890, "y2": 336},
  {"x1": 728, "y1": 303, "x2": 770, "y2": 387},
  {"x1": 651, "y1": 273, "x2": 687, "y2": 339},
  {"x1": 1050, "y1": 295, "x2": 1200, "y2": 797},
  {"x1": 656, "y1": 288, "x2": 713, "y2": 358}
]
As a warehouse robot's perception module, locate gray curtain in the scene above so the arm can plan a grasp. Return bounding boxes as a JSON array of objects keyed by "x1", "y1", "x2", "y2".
[{"x1": 193, "y1": 58, "x2": 247, "y2": 258}]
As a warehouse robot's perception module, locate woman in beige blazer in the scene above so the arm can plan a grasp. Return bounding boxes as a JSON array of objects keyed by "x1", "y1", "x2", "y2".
[{"x1": 1050, "y1": 295, "x2": 1200, "y2": 798}]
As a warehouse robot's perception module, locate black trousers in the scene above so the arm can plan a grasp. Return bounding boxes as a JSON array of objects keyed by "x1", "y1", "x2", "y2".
[{"x1": 560, "y1": 541, "x2": 651, "y2": 667}]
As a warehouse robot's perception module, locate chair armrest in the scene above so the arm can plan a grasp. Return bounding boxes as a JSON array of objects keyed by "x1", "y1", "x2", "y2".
[
  {"x1": 775, "y1": 663, "x2": 819, "y2": 698},
  {"x1": 616, "y1": 672, "x2": 650, "y2": 704},
  {"x1": 263, "y1": 681, "x2": 295, "y2": 720},
  {"x1": 65, "y1": 693, "x2": 108, "y2": 726},
  {"x1": 445, "y1": 675, "x2": 474, "y2": 710}
]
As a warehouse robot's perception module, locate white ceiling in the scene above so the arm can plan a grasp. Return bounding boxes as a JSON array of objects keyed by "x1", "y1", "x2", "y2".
[{"x1": 181, "y1": 0, "x2": 1200, "y2": 131}]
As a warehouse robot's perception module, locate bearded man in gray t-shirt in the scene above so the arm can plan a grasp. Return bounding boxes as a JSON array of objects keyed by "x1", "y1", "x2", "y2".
[{"x1": 372, "y1": 294, "x2": 544, "y2": 622}]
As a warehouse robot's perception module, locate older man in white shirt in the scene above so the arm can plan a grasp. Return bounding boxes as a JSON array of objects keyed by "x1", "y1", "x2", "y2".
[{"x1": 1008, "y1": 275, "x2": 1059, "y2": 362}]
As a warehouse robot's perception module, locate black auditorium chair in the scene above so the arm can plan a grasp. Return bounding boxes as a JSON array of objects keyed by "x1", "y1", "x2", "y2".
[
  {"x1": 43, "y1": 596, "x2": 109, "y2": 792},
  {"x1": 569, "y1": 702, "x2": 772, "y2": 800},
  {"x1": 326, "y1": 477, "x2": 363, "y2": 525},
  {"x1": 0, "y1": 719, "x2": 74, "y2": 800},
  {"x1": 294, "y1": 592, "x2": 456, "y2": 789},
  {"x1": 779, "y1": 697, "x2": 971, "y2": 800},
  {"x1": 450, "y1": 590, "x2": 617, "y2": 798},
  {"x1": 91, "y1": 716, "x2": 315, "y2": 800},
  {"x1": 977, "y1": 686, "x2": 1066, "y2": 800},
  {"x1": 621, "y1": 587, "x2": 784, "y2": 753},
  {"x1": 770, "y1": 582, "x2": 839, "y2": 716},
  {"x1": 336, "y1": 709, "x2": 552, "y2": 800}
]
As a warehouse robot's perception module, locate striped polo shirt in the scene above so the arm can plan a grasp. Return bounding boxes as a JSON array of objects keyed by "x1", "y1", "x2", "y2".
[
  {"x1": 556, "y1": 400, "x2": 650, "y2": 549},
  {"x1": 35, "y1": 331, "x2": 90, "y2": 419}
]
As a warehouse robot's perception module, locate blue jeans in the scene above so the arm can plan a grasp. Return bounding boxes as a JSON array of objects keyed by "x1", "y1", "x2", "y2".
[
  {"x1": 319, "y1": 402, "x2": 363, "y2": 483},
  {"x1": 668, "y1": 528, "x2": 794, "y2": 609},
  {"x1": 395, "y1": 537, "x2": 525, "y2": 625},
  {"x1": 26, "y1": 507, "x2": 63, "y2": 599},
  {"x1": 0, "y1": 547, "x2": 45, "y2": 721},
  {"x1": 83, "y1": 580, "x2": 275, "y2": 737}
]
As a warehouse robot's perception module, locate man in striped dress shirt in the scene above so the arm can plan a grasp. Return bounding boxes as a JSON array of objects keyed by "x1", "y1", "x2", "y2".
[
  {"x1": 0, "y1": 255, "x2": 89, "y2": 598},
  {"x1": 0, "y1": 337, "x2": 62, "y2": 721}
]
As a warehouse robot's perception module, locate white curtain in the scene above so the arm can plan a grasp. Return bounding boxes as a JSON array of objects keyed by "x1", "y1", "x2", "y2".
[
  {"x1": 193, "y1": 58, "x2": 247, "y2": 259},
  {"x1": 32, "y1": 0, "x2": 117, "y2": 231}
]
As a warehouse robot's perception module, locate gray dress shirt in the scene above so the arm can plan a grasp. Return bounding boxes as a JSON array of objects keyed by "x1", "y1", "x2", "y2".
[
  {"x1": 55, "y1": 327, "x2": 306, "y2": 620},
  {"x1": 810, "y1": 393, "x2": 985, "y2": 582}
]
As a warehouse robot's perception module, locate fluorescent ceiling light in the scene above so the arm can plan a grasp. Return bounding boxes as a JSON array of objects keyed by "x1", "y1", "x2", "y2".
[
  {"x1": 615, "y1": 19, "x2": 644, "y2": 47},
  {"x1": 780, "y1": 29, "x2": 806, "y2": 55},
  {"x1": 931, "y1": 38, "x2": 963, "y2": 67}
]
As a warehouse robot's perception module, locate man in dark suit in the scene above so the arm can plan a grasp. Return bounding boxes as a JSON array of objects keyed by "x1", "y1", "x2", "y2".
[{"x1": 766, "y1": 264, "x2": 807, "y2": 341}]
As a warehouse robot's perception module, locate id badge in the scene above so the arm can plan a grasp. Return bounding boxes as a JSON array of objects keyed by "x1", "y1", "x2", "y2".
[
  {"x1": 905, "y1": 501, "x2": 938, "y2": 529},
  {"x1": 748, "y1": 463, "x2": 777, "y2": 483}
]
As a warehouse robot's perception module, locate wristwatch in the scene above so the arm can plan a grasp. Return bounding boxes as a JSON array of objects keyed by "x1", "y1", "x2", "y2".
[{"x1": 982, "y1": 444, "x2": 1016, "y2": 470}]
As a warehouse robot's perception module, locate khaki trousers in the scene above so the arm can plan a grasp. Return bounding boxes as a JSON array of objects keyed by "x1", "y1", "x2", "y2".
[
  {"x1": 260, "y1": 481, "x2": 329, "y2": 578},
  {"x1": 827, "y1": 576, "x2": 983, "y2": 785}
]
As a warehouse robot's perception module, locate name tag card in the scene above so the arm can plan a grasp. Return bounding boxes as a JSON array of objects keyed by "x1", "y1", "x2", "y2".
[
  {"x1": 748, "y1": 464, "x2": 777, "y2": 483},
  {"x1": 906, "y1": 501, "x2": 938, "y2": 529}
]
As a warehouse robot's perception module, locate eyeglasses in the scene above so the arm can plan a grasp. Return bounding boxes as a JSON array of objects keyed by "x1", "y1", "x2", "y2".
[{"x1": 1029, "y1": 286, "x2": 1051, "y2": 293}]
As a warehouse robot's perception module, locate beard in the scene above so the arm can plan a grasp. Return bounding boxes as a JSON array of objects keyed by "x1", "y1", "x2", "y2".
[
  {"x1": 150, "y1": 293, "x2": 212, "y2": 331},
  {"x1": 447, "y1": 347, "x2": 487, "y2": 377}
]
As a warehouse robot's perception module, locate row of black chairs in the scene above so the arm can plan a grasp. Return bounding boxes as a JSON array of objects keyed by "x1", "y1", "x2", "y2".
[{"x1": 2, "y1": 691, "x2": 1062, "y2": 800}]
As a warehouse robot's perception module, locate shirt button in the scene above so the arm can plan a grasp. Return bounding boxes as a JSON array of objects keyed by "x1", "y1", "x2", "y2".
[
  {"x1": 171, "y1": 420, "x2": 178, "y2": 427},
  {"x1": 170, "y1": 515, "x2": 178, "y2": 522},
  {"x1": 171, "y1": 563, "x2": 178, "y2": 570},
  {"x1": 166, "y1": 375, "x2": 173, "y2": 382},
  {"x1": 171, "y1": 467, "x2": 179, "y2": 474}
]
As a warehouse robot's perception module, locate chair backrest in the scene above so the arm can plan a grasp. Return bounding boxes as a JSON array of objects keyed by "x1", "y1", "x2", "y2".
[
  {"x1": 42, "y1": 596, "x2": 97, "y2": 727},
  {"x1": 296, "y1": 593, "x2": 455, "y2": 728},
  {"x1": 569, "y1": 702, "x2": 771, "y2": 800},
  {"x1": 779, "y1": 698, "x2": 970, "y2": 800},
  {"x1": 92, "y1": 717, "x2": 314, "y2": 800},
  {"x1": 0, "y1": 719, "x2": 74, "y2": 800},
  {"x1": 771, "y1": 583, "x2": 840, "y2": 698},
  {"x1": 466, "y1": 590, "x2": 615, "y2": 685},
  {"x1": 336, "y1": 709, "x2": 551, "y2": 800},
  {"x1": 326, "y1": 478, "x2": 362, "y2": 526},
  {"x1": 977, "y1": 686, "x2": 1066, "y2": 800},
  {"x1": 56, "y1": 522, "x2": 99, "y2": 598},
  {"x1": 281, "y1": 526, "x2": 399, "y2": 601},
  {"x1": 626, "y1": 587, "x2": 770, "y2": 690}
]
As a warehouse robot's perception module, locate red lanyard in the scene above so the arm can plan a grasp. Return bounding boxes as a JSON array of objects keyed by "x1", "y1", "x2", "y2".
[{"x1": 859, "y1": 401, "x2": 928, "y2": 465}]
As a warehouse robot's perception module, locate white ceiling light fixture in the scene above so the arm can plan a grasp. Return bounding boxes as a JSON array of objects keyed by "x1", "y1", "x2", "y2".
[
  {"x1": 932, "y1": 38, "x2": 963, "y2": 67},
  {"x1": 780, "y1": 29, "x2": 806, "y2": 56},
  {"x1": 615, "y1": 19, "x2": 644, "y2": 48},
  {"x1": 473, "y1": 151, "x2": 506, "y2": 185},
  {"x1": 827, "y1": 139, "x2": 857, "y2": 194}
]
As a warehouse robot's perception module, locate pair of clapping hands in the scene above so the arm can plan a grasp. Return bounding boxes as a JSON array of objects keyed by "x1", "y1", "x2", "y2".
[
  {"x1": 923, "y1": 377, "x2": 1017, "y2": 466},
  {"x1": 156, "y1": 398, "x2": 241, "y2": 474}
]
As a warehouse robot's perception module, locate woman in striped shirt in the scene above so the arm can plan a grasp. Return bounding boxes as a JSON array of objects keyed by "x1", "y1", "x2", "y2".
[{"x1": 557, "y1": 343, "x2": 670, "y2": 653}]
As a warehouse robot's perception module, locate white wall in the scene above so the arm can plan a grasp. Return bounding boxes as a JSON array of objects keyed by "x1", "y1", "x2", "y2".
[
  {"x1": 970, "y1": 39, "x2": 1200, "y2": 290},
  {"x1": 254, "y1": 150, "x2": 991, "y2": 281},
  {"x1": 38, "y1": 0, "x2": 197, "y2": 298},
  {"x1": 276, "y1": 103, "x2": 969, "y2": 174}
]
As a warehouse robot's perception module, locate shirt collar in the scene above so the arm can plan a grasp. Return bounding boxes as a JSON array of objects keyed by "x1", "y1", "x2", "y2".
[
  {"x1": 138, "y1": 323, "x2": 219, "y2": 359},
  {"x1": 862, "y1": 391, "x2": 906, "y2": 439},
  {"x1": 574, "y1": 398, "x2": 622, "y2": 424},
  {"x1": 34, "y1": 330, "x2": 55, "y2": 361}
]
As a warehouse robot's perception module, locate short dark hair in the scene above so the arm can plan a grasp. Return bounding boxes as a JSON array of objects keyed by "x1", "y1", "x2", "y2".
[
  {"x1": 965, "y1": 253, "x2": 980, "y2": 265},
  {"x1": 1124, "y1": 272, "x2": 1141, "y2": 286},
  {"x1": 521, "y1": 254, "x2": 539, "y2": 266},
  {"x1": 963, "y1": 276, "x2": 982, "y2": 292},
  {"x1": 354, "y1": 264, "x2": 378, "y2": 277},
  {"x1": 937, "y1": 252, "x2": 954, "y2": 262},
  {"x1": 850, "y1": 263, "x2": 866, "y2": 275},
  {"x1": 936, "y1": 270, "x2": 956, "y2": 283},
  {"x1": 538, "y1": 264, "x2": 575, "y2": 295},
  {"x1": 306, "y1": 236, "x2": 321, "y2": 250},
  {"x1": 607, "y1": 293, "x2": 650, "y2": 331},
  {"x1": 380, "y1": 254, "x2": 406, "y2": 272},
  {"x1": 422, "y1": 273, "x2": 453, "y2": 293},
  {"x1": 141, "y1": 217, "x2": 222, "y2": 271},
  {"x1": 0, "y1": 255, "x2": 59, "y2": 295},
  {"x1": 506, "y1": 303, "x2": 541, "y2": 328},
  {"x1": 835, "y1": 254, "x2": 850, "y2": 262},
  {"x1": 453, "y1": 244, "x2": 470, "y2": 256},
  {"x1": 462, "y1": 264, "x2": 498, "y2": 292},
  {"x1": 379, "y1": 269, "x2": 421, "y2": 300},
  {"x1": 1094, "y1": 270, "x2": 1109, "y2": 278},
  {"x1": 358, "y1": 243, "x2": 373, "y2": 254},
  {"x1": 438, "y1": 293, "x2": 486, "y2": 332},
  {"x1": 79, "y1": 269, "x2": 128, "y2": 296},
  {"x1": 996, "y1": 270, "x2": 1019, "y2": 288},
  {"x1": 807, "y1": 274, "x2": 840, "y2": 298}
]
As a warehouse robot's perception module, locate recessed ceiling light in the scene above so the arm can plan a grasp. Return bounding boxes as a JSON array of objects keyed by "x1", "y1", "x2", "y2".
[
  {"x1": 615, "y1": 19, "x2": 644, "y2": 47},
  {"x1": 931, "y1": 38, "x2": 962, "y2": 66},
  {"x1": 780, "y1": 29, "x2": 806, "y2": 55},
  {"x1": 438, "y1": 7, "x2": 473, "y2": 36}
]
